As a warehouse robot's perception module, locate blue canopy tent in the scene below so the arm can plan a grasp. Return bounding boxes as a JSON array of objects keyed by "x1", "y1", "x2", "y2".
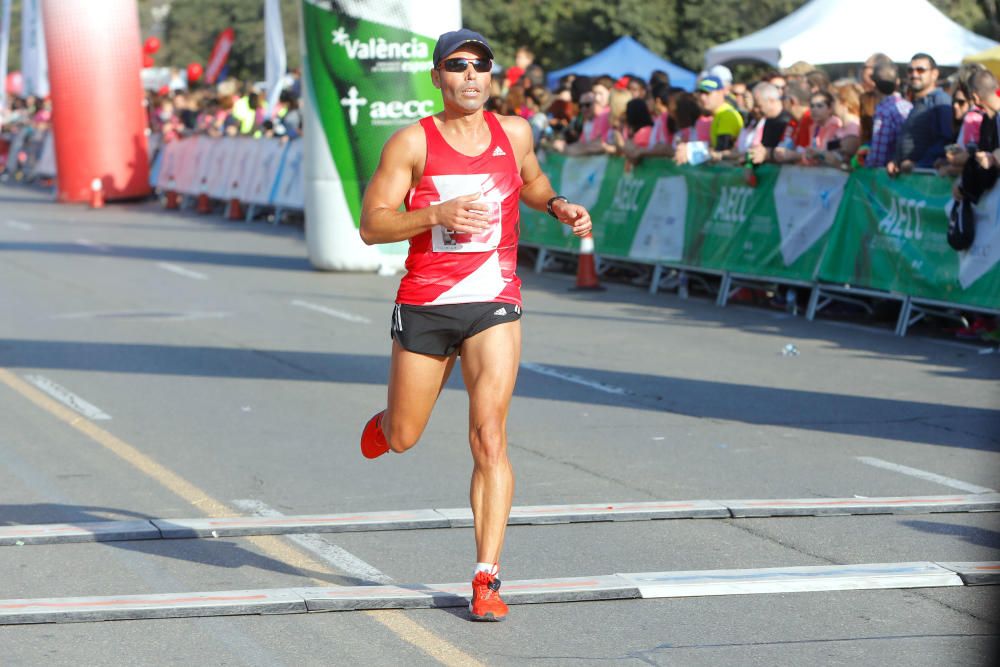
[{"x1": 546, "y1": 36, "x2": 697, "y2": 91}]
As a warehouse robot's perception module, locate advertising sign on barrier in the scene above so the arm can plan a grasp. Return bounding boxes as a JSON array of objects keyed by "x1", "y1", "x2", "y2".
[
  {"x1": 183, "y1": 136, "x2": 215, "y2": 195},
  {"x1": 958, "y1": 184, "x2": 1000, "y2": 292},
  {"x1": 522, "y1": 157, "x2": 845, "y2": 283},
  {"x1": 692, "y1": 165, "x2": 847, "y2": 279},
  {"x1": 521, "y1": 155, "x2": 996, "y2": 311},
  {"x1": 204, "y1": 137, "x2": 238, "y2": 198},
  {"x1": 629, "y1": 174, "x2": 688, "y2": 263},
  {"x1": 216, "y1": 138, "x2": 256, "y2": 201},
  {"x1": 271, "y1": 139, "x2": 304, "y2": 209},
  {"x1": 245, "y1": 139, "x2": 287, "y2": 206},
  {"x1": 818, "y1": 170, "x2": 1000, "y2": 309}
]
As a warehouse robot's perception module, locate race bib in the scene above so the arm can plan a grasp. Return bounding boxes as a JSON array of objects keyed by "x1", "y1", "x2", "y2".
[{"x1": 431, "y1": 200, "x2": 502, "y2": 252}]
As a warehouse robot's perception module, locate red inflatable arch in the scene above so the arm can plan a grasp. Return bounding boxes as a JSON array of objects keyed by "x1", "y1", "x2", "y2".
[{"x1": 42, "y1": 0, "x2": 150, "y2": 202}]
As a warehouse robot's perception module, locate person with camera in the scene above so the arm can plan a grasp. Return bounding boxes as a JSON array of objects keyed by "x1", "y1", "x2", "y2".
[
  {"x1": 676, "y1": 75, "x2": 743, "y2": 165},
  {"x1": 950, "y1": 70, "x2": 1000, "y2": 246}
]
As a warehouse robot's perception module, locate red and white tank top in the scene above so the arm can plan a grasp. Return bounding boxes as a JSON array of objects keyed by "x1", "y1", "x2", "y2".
[{"x1": 396, "y1": 111, "x2": 524, "y2": 307}]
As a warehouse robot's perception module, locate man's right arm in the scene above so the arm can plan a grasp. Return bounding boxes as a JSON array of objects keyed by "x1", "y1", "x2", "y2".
[{"x1": 359, "y1": 125, "x2": 488, "y2": 245}]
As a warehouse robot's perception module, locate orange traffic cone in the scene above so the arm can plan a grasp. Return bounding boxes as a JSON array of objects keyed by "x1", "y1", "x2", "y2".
[
  {"x1": 164, "y1": 176, "x2": 179, "y2": 210},
  {"x1": 571, "y1": 233, "x2": 604, "y2": 291},
  {"x1": 89, "y1": 178, "x2": 104, "y2": 209},
  {"x1": 227, "y1": 180, "x2": 243, "y2": 220},
  {"x1": 196, "y1": 177, "x2": 211, "y2": 214}
]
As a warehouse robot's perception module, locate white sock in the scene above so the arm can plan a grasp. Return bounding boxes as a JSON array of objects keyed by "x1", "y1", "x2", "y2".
[{"x1": 474, "y1": 562, "x2": 497, "y2": 578}]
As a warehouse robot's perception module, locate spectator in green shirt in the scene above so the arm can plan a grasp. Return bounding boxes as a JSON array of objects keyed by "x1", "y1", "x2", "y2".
[
  {"x1": 697, "y1": 75, "x2": 744, "y2": 159},
  {"x1": 675, "y1": 75, "x2": 745, "y2": 165}
]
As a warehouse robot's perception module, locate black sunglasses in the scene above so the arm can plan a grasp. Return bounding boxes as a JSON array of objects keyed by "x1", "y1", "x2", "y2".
[{"x1": 440, "y1": 58, "x2": 491, "y2": 73}]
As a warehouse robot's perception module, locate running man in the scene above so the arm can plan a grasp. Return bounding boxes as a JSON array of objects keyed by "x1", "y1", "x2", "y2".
[{"x1": 358, "y1": 29, "x2": 592, "y2": 621}]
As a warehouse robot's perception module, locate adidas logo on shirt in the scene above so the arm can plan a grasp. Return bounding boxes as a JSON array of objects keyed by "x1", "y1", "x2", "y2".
[
  {"x1": 492, "y1": 146, "x2": 506, "y2": 157},
  {"x1": 494, "y1": 307, "x2": 507, "y2": 316}
]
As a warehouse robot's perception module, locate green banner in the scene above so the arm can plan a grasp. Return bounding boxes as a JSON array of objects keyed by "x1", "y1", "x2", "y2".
[
  {"x1": 819, "y1": 170, "x2": 1000, "y2": 309},
  {"x1": 523, "y1": 156, "x2": 846, "y2": 282},
  {"x1": 301, "y1": 1, "x2": 459, "y2": 271},
  {"x1": 521, "y1": 155, "x2": 999, "y2": 310},
  {"x1": 303, "y1": 3, "x2": 442, "y2": 223}
]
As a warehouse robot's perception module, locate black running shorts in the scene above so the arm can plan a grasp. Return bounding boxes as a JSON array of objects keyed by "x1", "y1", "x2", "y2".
[{"x1": 390, "y1": 301, "x2": 522, "y2": 356}]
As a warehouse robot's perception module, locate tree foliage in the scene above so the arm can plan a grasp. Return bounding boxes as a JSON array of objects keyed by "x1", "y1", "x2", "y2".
[
  {"x1": 463, "y1": 0, "x2": 1000, "y2": 75},
  {"x1": 139, "y1": 0, "x2": 300, "y2": 82},
  {"x1": 4, "y1": 0, "x2": 1000, "y2": 83}
]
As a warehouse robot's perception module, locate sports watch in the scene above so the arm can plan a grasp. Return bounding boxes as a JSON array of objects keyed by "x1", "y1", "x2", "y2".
[{"x1": 546, "y1": 195, "x2": 569, "y2": 219}]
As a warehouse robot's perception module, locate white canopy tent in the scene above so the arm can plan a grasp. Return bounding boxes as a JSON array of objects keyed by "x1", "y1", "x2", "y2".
[{"x1": 705, "y1": 0, "x2": 998, "y2": 68}]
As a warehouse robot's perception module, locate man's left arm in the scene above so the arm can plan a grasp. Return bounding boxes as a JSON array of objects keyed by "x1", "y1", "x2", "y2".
[{"x1": 505, "y1": 116, "x2": 592, "y2": 237}]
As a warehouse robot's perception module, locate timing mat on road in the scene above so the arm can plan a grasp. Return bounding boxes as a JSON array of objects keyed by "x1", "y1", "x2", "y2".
[
  {"x1": 0, "y1": 561, "x2": 996, "y2": 625},
  {"x1": 2, "y1": 493, "x2": 997, "y2": 546}
]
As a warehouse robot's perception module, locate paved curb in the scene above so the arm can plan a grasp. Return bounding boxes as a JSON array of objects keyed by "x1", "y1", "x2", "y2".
[
  {"x1": 0, "y1": 590, "x2": 306, "y2": 625},
  {"x1": 437, "y1": 499, "x2": 730, "y2": 527},
  {"x1": 2, "y1": 493, "x2": 997, "y2": 546},
  {"x1": 624, "y1": 562, "x2": 963, "y2": 598},
  {"x1": 0, "y1": 520, "x2": 161, "y2": 546},
  {"x1": 936, "y1": 561, "x2": 1000, "y2": 585},
  {"x1": 0, "y1": 562, "x2": 989, "y2": 625},
  {"x1": 723, "y1": 494, "x2": 1000, "y2": 517},
  {"x1": 153, "y1": 509, "x2": 449, "y2": 539}
]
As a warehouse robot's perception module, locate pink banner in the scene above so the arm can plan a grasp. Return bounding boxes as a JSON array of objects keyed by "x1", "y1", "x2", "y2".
[{"x1": 42, "y1": 0, "x2": 149, "y2": 202}]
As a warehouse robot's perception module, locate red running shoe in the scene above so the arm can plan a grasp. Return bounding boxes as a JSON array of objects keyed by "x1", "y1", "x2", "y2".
[
  {"x1": 469, "y1": 570, "x2": 508, "y2": 621},
  {"x1": 360, "y1": 410, "x2": 389, "y2": 459}
]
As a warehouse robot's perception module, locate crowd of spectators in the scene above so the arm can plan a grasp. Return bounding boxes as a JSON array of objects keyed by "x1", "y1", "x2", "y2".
[
  {"x1": 486, "y1": 47, "x2": 996, "y2": 339},
  {"x1": 3, "y1": 49, "x2": 989, "y2": 177},
  {"x1": 493, "y1": 47, "x2": 995, "y2": 184},
  {"x1": 0, "y1": 70, "x2": 303, "y2": 152},
  {"x1": 144, "y1": 72, "x2": 303, "y2": 144}
]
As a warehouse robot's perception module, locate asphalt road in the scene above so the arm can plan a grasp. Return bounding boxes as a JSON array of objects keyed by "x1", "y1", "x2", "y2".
[{"x1": 1, "y1": 181, "x2": 998, "y2": 666}]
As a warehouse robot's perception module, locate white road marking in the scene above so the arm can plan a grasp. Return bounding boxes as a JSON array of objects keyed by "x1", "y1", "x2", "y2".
[
  {"x1": 6, "y1": 220, "x2": 33, "y2": 231},
  {"x1": 51, "y1": 310, "x2": 231, "y2": 322},
  {"x1": 520, "y1": 362, "x2": 627, "y2": 395},
  {"x1": 157, "y1": 262, "x2": 208, "y2": 280},
  {"x1": 291, "y1": 299, "x2": 371, "y2": 324},
  {"x1": 23, "y1": 375, "x2": 112, "y2": 421},
  {"x1": 856, "y1": 456, "x2": 996, "y2": 494},
  {"x1": 231, "y1": 499, "x2": 393, "y2": 584},
  {"x1": 74, "y1": 238, "x2": 113, "y2": 252}
]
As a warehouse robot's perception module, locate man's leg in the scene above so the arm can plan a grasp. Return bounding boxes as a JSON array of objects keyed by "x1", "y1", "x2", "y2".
[
  {"x1": 459, "y1": 320, "x2": 520, "y2": 563},
  {"x1": 381, "y1": 340, "x2": 457, "y2": 453}
]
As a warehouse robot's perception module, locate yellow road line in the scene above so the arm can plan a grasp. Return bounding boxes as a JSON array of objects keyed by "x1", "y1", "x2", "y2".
[{"x1": 0, "y1": 368, "x2": 481, "y2": 667}]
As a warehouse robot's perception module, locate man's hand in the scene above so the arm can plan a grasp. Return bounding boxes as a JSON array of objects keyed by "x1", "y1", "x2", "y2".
[
  {"x1": 551, "y1": 200, "x2": 593, "y2": 237},
  {"x1": 887, "y1": 160, "x2": 899, "y2": 177},
  {"x1": 749, "y1": 145, "x2": 768, "y2": 165},
  {"x1": 946, "y1": 146, "x2": 968, "y2": 167},
  {"x1": 976, "y1": 150, "x2": 998, "y2": 170},
  {"x1": 434, "y1": 192, "x2": 490, "y2": 234},
  {"x1": 674, "y1": 142, "x2": 689, "y2": 165}
]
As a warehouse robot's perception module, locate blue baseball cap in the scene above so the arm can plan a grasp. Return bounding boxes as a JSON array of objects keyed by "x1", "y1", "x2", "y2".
[
  {"x1": 433, "y1": 29, "x2": 494, "y2": 68},
  {"x1": 697, "y1": 75, "x2": 724, "y2": 93}
]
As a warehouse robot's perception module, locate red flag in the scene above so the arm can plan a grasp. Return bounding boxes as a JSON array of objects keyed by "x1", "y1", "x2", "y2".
[{"x1": 205, "y1": 27, "x2": 235, "y2": 84}]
